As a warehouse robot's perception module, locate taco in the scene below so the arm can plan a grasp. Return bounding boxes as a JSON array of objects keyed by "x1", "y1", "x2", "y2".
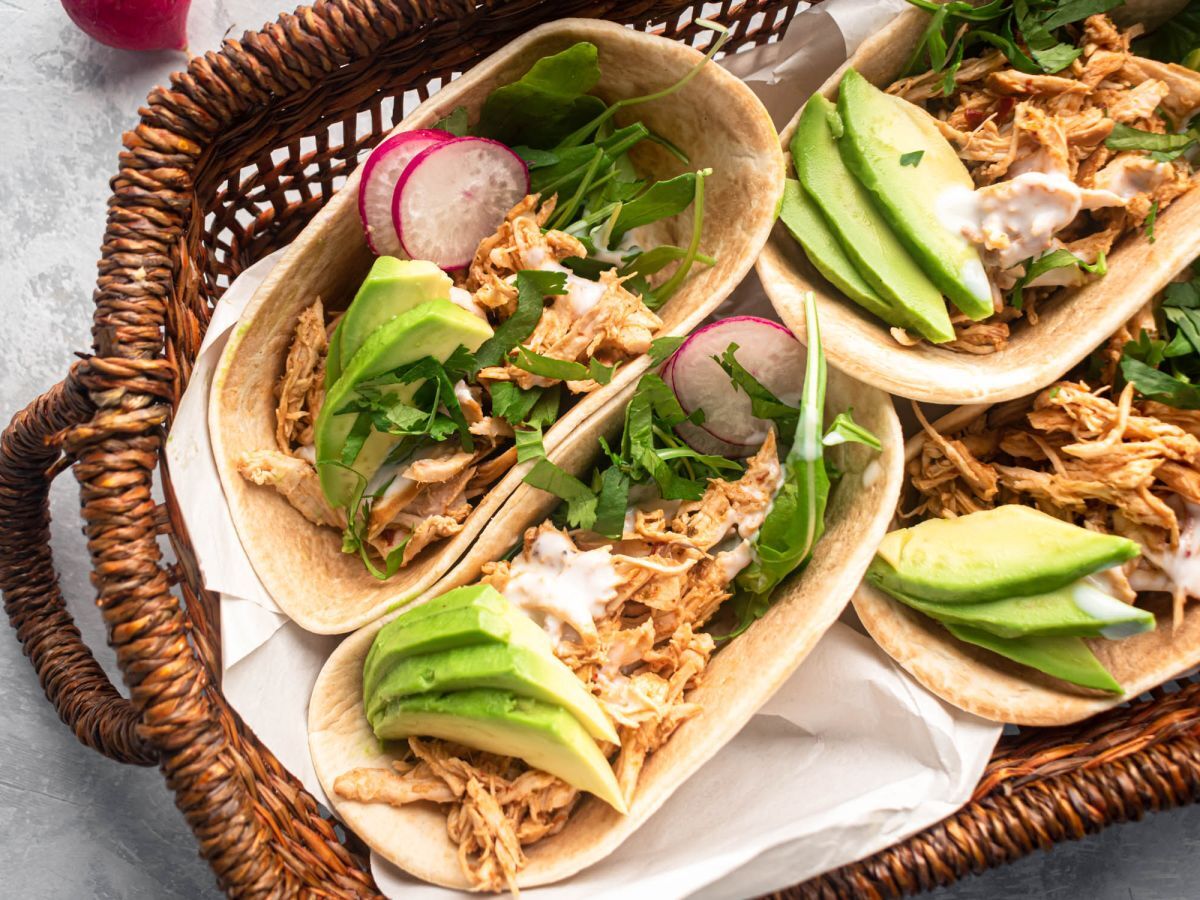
[
  {"x1": 308, "y1": 299, "x2": 903, "y2": 890},
  {"x1": 856, "y1": 259, "x2": 1200, "y2": 725},
  {"x1": 210, "y1": 19, "x2": 785, "y2": 633},
  {"x1": 758, "y1": 0, "x2": 1200, "y2": 403}
]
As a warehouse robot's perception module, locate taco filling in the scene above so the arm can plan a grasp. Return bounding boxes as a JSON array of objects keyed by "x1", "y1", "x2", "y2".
[
  {"x1": 783, "y1": 6, "x2": 1200, "y2": 353},
  {"x1": 329, "y1": 299, "x2": 881, "y2": 891},
  {"x1": 872, "y1": 263, "x2": 1200, "y2": 691},
  {"x1": 235, "y1": 37, "x2": 722, "y2": 577}
]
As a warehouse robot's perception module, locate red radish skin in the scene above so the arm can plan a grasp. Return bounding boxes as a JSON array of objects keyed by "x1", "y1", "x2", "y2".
[
  {"x1": 62, "y1": 0, "x2": 191, "y2": 51},
  {"x1": 668, "y1": 316, "x2": 807, "y2": 452},
  {"x1": 357, "y1": 130, "x2": 453, "y2": 256},
  {"x1": 395, "y1": 137, "x2": 530, "y2": 271}
]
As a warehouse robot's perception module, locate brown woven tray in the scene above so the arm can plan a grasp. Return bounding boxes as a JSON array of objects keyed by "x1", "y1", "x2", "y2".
[{"x1": 3, "y1": 1, "x2": 1199, "y2": 896}]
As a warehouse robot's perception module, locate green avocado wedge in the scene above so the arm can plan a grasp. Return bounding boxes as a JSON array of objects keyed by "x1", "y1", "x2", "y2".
[
  {"x1": 790, "y1": 97, "x2": 953, "y2": 343},
  {"x1": 874, "y1": 506, "x2": 1140, "y2": 604},
  {"x1": 873, "y1": 571, "x2": 1156, "y2": 639},
  {"x1": 944, "y1": 623, "x2": 1123, "y2": 694},
  {"x1": 366, "y1": 642, "x2": 619, "y2": 745},
  {"x1": 836, "y1": 69, "x2": 992, "y2": 321},
  {"x1": 371, "y1": 689, "x2": 628, "y2": 813},
  {"x1": 314, "y1": 300, "x2": 493, "y2": 510},
  {"x1": 325, "y1": 257, "x2": 454, "y2": 385},
  {"x1": 362, "y1": 586, "x2": 554, "y2": 704}
]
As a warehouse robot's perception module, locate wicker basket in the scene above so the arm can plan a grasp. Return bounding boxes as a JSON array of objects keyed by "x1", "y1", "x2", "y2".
[{"x1": 3, "y1": 1, "x2": 1200, "y2": 896}]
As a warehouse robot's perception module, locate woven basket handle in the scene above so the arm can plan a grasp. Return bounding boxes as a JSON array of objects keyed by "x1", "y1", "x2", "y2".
[{"x1": 0, "y1": 364, "x2": 155, "y2": 765}]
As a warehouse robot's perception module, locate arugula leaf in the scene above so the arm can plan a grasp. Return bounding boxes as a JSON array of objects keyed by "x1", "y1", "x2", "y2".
[
  {"x1": 523, "y1": 459, "x2": 597, "y2": 528},
  {"x1": 648, "y1": 335, "x2": 685, "y2": 365},
  {"x1": 715, "y1": 343, "x2": 799, "y2": 439},
  {"x1": 650, "y1": 169, "x2": 710, "y2": 306},
  {"x1": 900, "y1": 150, "x2": 925, "y2": 166},
  {"x1": 1012, "y1": 248, "x2": 1107, "y2": 309},
  {"x1": 512, "y1": 146, "x2": 560, "y2": 168},
  {"x1": 475, "y1": 271, "x2": 565, "y2": 369},
  {"x1": 432, "y1": 106, "x2": 469, "y2": 136},
  {"x1": 1121, "y1": 355, "x2": 1200, "y2": 408},
  {"x1": 733, "y1": 292, "x2": 831, "y2": 633},
  {"x1": 823, "y1": 410, "x2": 882, "y2": 450},
  {"x1": 515, "y1": 426, "x2": 546, "y2": 463},
  {"x1": 477, "y1": 42, "x2": 606, "y2": 148}
]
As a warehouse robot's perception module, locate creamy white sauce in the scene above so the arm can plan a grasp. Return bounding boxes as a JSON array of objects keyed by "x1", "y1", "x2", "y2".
[
  {"x1": 448, "y1": 285, "x2": 487, "y2": 320},
  {"x1": 565, "y1": 274, "x2": 609, "y2": 317},
  {"x1": 715, "y1": 538, "x2": 756, "y2": 581},
  {"x1": 294, "y1": 444, "x2": 317, "y2": 465},
  {"x1": 938, "y1": 172, "x2": 1125, "y2": 270},
  {"x1": 1093, "y1": 157, "x2": 1174, "y2": 201},
  {"x1": 590, "y1": 232, "x2": 640, "y2": 266},
  {"x1": 452, "y1": 379, "x2": 475, "y2": 409},
  {"x1": 500, "y1": 530, "x2": 622, "y2": 645}
]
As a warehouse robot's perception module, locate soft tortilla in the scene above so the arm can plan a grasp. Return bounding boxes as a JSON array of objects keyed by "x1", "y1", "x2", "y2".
[
  {"x1": 308, "y1": 364, "x2": 904, "y2": 889},
  {"x1": 210, "y1": 19, "x2": 785, "y2": 634},
  {"x1": 756, "y1": 0, "x2": 1200, "y2": 404},
  {"x1": 854, "y1": 405, "x2": 1200, "y2": 727}
]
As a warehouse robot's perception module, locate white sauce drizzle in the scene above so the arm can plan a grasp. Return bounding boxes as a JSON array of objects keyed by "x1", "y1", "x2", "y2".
[
  {"x1": 861, "y1": 459, "x2": 883, "y2": 489},
  {"x1": 590, "y1": 232, "x2": 640, "y2": 266},
  {"x1": 1133, "y1": 501, "x2": 1200, "y2": 602},
  {"x1": 523, "y1": 246, "x2": 610, "y2": 317},
  {"x1": 938, "y1": 172, "x2": 1125, "y2": 270},
  {"x1": 715, "y1": 537, "x2": 757, "y2": 581},
  {"x1": 500, "y1": 530, "x2": 622, "y2": 645}
]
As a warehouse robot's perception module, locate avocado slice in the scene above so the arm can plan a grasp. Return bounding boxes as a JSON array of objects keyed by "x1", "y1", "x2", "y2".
[
  {"x1": 326, "y1": 257, "x2": 453, "y2": 385},
  {"x1": 875, "y1": 570, "x2": 1156, "y2": 639},
  {"x1": 790, "y1": 98, "x2": 953, "y2": 343},
  {"x1": 314, "y1": 300, "x2": 493, "y2": 509},
  {"x1": 874, "y1": 506, "x2": 1140, "y2": 604},
  {"x1": 363, "y1": 586, "x2": 553, "y2": 701},
  {"x1": 367, "y1": 642, "x2": 619, "y2": 744},
  {"x1": 944, "y1": 623, "x2": 1123, "y2": 694},
  {"x1": 371, "y1": 689, "x2": 627, "y2": 812},
  {"x1": 836, "y1": 69, "x2": 992, "y2": 320}
]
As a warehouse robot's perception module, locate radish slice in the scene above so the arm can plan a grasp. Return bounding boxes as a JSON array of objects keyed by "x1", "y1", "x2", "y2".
[
  {"x1": 395, "y1": 137, "x2": 530, "y2": 270},
  {"x1": 668, "y1": 316, "x2": 807, "y2": 452},
  {"x1": 358, "y1": 129, "x2": 452, "y2": 256}
]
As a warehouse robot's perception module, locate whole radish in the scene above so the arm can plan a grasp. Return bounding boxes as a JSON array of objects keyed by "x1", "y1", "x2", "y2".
[{"x1": 61, "y1": 0, "x2": 191, "y2": 52}]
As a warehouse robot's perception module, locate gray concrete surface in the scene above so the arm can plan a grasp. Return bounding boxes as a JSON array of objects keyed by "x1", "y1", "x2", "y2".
[{"x1": 1, "y1": 2, "x2": 1196, "y2": 898}]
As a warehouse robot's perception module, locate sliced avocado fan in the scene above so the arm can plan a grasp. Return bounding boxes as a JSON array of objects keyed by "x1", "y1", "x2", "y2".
[{"x1": 789, "y1": 96, "x2": 953, "y2": 343}]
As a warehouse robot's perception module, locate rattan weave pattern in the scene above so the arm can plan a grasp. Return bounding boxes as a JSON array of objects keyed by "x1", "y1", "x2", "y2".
[{"x1": 2, "y1": 1, "x2": 1199, "y2": 897}]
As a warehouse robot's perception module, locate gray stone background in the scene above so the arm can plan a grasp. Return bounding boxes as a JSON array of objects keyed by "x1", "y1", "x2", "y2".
[{"x1": 1, "y1": 2, "x2": 1197, "y2": 898}]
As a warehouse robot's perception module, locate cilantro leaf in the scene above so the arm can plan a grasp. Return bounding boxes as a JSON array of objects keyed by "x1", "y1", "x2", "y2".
[
  {"x1": 475, "y1": 271, "x2": 565, "y2": 369},
  {"x1": 522, "y1": 459, "x2": 598, "y2": 528},
  {"x1": 515, "y1": 426, "x2": 546, "y2": 463},
  {"x1": 432, "y1": 106, "x2": 469, "y2": 136},
  {"x1": 591, "y1": 467, "x2": 631, "y2": 539},
  {"x1": 648, "y1": 335, "x2": 685, "y2": 365},
  {"x1": 715, "y1": 343, "x2": 799, "y2": 439},
  {"x1": 490, "y1": 382, "x2": 544, "y2": 426},
  {"x1": 900, "y1": 150, "x2": 925, "y2": 166},
  {"x1": 1012, "y1": 249, "x2": 1107, "y2": 309},
  {"x1": 1105, "y1": 122, "x2": 1195, "y2": 158}
]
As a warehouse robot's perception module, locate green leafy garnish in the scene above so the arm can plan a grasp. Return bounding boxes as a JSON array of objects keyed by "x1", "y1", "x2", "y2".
[
  {"x1": 512, "y1": 347, "x2": 617, "y2": 385},
  {"x1": 900, "y1": 150, "x2": 925, "y2": 166},
  {"x1": 731, "y1": 292, "x2": 831, "y2": 634},
  {"x1": 432, "y1": 106, "x2": 470, "y2": 136},
  {"x1": 1133, "y1": 3, "x2": 1200, "y2": 63},
  {"x1": 1012, "y1": 248, "x2": 1107, "y2": 309},
  {"x1": 1105, "y1": 122, "x2": 1196, "y2": 161},
  {"x1": 1146, "y1": 200, "x2": 1159, "y2": 243},
  {"x1": 476, "y1": 43, "x2": 606, "y2": 148},
  {"x1": 823, "y1": 410, "x2": 883, "y2": 450},
  {"x1": 523, "y1": 459, "x2": 598, "y2": 528},
  {"x1": 515, "y1": 426, "x2": 546, "y2": 463},
  {"x1": 648, "y1": 335, "x2": 685, "y2": 365},
  {"x1": 475, "y1": 271, "x2": 565, "y2": 370},
  {"x1": 1121, "y1": 271, "x2": 1200, "y2": 408},
  {"x1": 903, "y1": 0, "x2": 1123, "y2": 81},
  {"x1": 715, "y1": 343, "x2": 799, "y2": 441}
]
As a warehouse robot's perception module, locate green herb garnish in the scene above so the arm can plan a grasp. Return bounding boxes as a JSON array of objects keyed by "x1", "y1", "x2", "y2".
[
  {"x1": 900, "y1": 150, "x2": 925, "y2": 166},
  {"x1": 1012, "y1": 248, "x2": 1107, "y2": 310},
  {"x1": 1121, "y1": 270, "x2": 1200, "y2": 408}
]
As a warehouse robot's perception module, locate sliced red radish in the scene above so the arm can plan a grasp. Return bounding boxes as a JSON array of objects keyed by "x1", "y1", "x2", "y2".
[
  {"x1": 394, "y1": 137, "x2": 530, "y2": 270},
  {"x1": 667, "y1": 316, "x2": 807, "y2": 453},
  {"x1": 358, "y1": 129, "x2": 452, "y2": 256}
]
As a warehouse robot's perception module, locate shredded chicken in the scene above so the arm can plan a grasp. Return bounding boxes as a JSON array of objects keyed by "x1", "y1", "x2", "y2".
[
  {"x1": 334, "y1": 434, "x2": 784, "y2": 891},
  {"x1": 888, "y1": 14, "x2": 1200, "y2": 354},
  {"x1": 239, "y1": 192, "x2": 668, "y2": 571},
  {"x1": 908, "y1": 305, "x2": 1200, "y2": 625}
]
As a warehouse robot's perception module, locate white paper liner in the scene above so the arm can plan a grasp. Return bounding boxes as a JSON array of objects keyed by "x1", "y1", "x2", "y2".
[{"x1": 163, "y1": 2, "x2": 1003, "y2": 896}]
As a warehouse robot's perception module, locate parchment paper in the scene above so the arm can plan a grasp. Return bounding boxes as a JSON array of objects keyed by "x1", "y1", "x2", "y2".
[{"x1": 165, "y1": 1, "x2": 1003, "y2": 895}]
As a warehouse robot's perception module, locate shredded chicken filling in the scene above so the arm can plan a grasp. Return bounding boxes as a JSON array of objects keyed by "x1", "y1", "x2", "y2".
[
  {"x1": 332, "y1": 435, "x2": 782, "y2": 892},
  {"x1": 888, "y1": 14, "x2": 1200, "y2": 353},
  {"x1": 236, "y1": 194, "x2": 662, "y2": 568}
]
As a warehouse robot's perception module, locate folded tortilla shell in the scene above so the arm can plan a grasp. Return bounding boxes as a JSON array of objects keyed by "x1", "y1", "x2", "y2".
[
  {"x1": 756, "y1": 0, "x2": 1200, "y2": 405},
  {"x1": 854, "y1": 404, "x2": 1200, "y2": 726},
  {"x1": 209, "y1": 18, "x2": 785, "y2": 634},
  {"x1": 308, "y1": 364, "x2": 903, "y2": 888}
]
